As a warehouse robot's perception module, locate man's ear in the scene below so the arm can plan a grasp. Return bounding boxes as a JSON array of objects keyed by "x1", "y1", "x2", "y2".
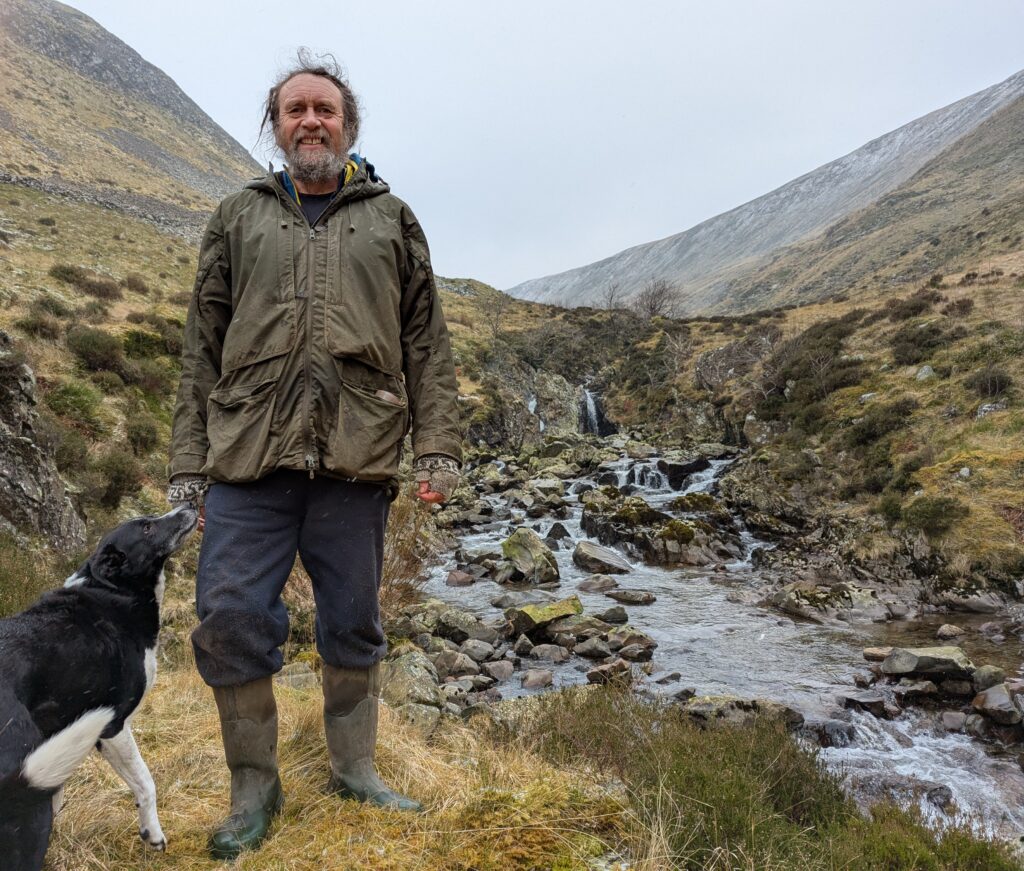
[{"x1": 93, "y1": 543, "x2": 127, "y2": 582}]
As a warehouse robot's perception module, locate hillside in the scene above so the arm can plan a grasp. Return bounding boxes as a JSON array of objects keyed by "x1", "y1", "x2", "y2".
[
  {"x1": 0, "y1": 0, "x2": 260, "y2": 238},
  {"x1": 506, "y1": 69, "x2": 1024, "y2": 315}
]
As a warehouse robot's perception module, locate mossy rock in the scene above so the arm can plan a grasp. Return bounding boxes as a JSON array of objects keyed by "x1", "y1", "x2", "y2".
[
  {"x1": 656, "y1": 519, "x2": 695, "y2": 544},
  {"x1": 669, "y1": 492, "x2": 718, "y2": 512},
  {"x1": 610, "y1": 497, "x2": 669, "y2": 527}
]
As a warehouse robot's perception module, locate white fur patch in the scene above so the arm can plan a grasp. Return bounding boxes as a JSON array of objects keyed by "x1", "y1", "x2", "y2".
[
  {"x1": 23, "y1": 707, "x2": 114, "y2": 790},
  {"x1": 155, "y1": 569, "x2": 165, "y2": 608},
  {"x1": 63, "y1": 570, "x2": 87, "y2": 588},
  {"x1": 144, "y1": 647, "x2": 157, "y2": 693}
]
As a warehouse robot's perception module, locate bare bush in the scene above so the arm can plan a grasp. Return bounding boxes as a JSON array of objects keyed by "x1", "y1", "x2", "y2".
[{"x1": 632, "y1": 278, "x2": 679, "y2": 320}]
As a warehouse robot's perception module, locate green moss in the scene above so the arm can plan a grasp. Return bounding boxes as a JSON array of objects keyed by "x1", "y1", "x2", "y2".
[
  {"x1": 610, "y1": 497, "x2": 664, "y2": 526},
  {"x1": 668, "y1": 492, "x2": 717, "y2": 512},
  {"x1": 656, "y1": 519, "x2": 695, "y2": 544}
]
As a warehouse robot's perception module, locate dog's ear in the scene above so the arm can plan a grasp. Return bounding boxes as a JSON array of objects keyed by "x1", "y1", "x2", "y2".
[{"x1": 92, "y1": 543, "x2": 128, "y2": 582}]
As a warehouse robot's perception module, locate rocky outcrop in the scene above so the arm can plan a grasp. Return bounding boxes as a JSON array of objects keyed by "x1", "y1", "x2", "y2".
[{"x1": 0, "y1": 332, "x2": 84, "y2": 551}]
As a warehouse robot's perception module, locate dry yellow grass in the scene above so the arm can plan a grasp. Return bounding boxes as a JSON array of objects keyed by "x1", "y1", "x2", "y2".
[{"x1": 47, "y1": 668, "x2": 624, "y2": 871}]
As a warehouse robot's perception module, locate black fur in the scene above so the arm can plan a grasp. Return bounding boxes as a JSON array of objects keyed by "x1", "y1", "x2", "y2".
[{"x1": 0, "y1": 506, "x2": 197, "y2": 871}]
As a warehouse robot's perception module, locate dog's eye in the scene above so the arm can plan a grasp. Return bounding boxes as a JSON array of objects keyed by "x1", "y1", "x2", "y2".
[{"x1": 143, "y1": 522, "x2": 152, "y2": 534}]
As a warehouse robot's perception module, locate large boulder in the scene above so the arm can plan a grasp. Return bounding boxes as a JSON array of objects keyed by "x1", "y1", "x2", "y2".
[
  {"x1": 380, "y1": 648, "x2": 443, "y2": 709},
  {"x1": 505, "y1": 596, "x2": 583, "y2": 636},
  {"x1": 680, "y1": 695, "x2": 804, "y2": 730},
  {"x1": 501, "y1": 527, "x2": 560, "y2": 584},
  {"x1": 0, "y1": 332, "x2": 85, "y2": 551},
  {"x1": 881, "y1": 647, "x2": 975, "y2": 679},
  {"x1": 972, "y1": 684, "x2": 1023, "y2": 725},
  {"x1": 572, "y1": 541, "x2": 631, "y2": 574}
]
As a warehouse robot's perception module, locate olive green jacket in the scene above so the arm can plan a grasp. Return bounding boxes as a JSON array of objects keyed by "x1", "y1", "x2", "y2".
[{"x1": 168, "y1": 163, "x2": 462, "y2": 488}]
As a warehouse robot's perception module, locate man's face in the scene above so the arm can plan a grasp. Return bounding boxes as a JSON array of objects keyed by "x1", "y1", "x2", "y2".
[{"x1": 275, "y1": 73, "x2": 347, "y2": 185}]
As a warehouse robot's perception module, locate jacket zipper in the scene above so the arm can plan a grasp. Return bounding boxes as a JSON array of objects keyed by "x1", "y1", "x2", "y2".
[{"x1": 304, "y1": 224, "x2": 316, "y2": 478}]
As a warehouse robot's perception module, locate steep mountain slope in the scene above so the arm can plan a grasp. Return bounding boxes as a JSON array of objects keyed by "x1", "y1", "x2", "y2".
[
  {"x1": 722, "y1": 92, "x2": 1024, "y2": 311},
  {"x1": 0, "y1": 0, "x2": 260, "y2": 237},
  {"x1": 507, "y1": 68, "x2": 1024, "y2": 314}
]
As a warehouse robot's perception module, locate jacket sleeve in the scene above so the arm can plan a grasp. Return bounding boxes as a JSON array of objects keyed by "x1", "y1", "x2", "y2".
[
  {"x1": 399, "y1": 207, "x2": 463, "y2": 465},
  {"x1": 167, "y1": 205, "x2": 233, "y2": 479}
]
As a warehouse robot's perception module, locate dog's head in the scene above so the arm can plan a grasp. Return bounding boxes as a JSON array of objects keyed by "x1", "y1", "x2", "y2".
[{"x1": 65, "y1": 506, "x2": 198, "y2": 595}]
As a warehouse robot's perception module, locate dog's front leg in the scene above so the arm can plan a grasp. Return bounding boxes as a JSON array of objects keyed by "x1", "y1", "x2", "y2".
[{"x1": 99, "y1": 724, "x2": 167, "y2": 850}]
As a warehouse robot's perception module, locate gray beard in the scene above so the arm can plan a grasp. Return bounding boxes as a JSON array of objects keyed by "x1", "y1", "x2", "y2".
[{"x1": 284, "y1": 140, "x2": 346, "y2": 186}]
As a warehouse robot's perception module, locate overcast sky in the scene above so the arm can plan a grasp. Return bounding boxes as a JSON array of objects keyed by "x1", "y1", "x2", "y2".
[{"x1": 66, "y1": 1, "x2": 1024, "y2": 289}]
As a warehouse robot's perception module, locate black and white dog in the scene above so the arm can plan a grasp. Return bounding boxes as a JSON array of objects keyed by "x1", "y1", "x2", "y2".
[{"x1": 0, "y1": 505, "x2": 198, "y2": 871}]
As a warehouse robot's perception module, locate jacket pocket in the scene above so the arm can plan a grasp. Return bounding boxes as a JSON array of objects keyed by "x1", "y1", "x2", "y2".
[
  {"x1": 204, "y1": 376, "x2": 281, "y2": 482},
  {"x1": 326, "y1": 376, "x2": 409, "y2": 480}
]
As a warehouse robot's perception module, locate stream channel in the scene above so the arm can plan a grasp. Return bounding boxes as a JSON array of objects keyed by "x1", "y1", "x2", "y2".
[{"x1": 424, "y1": 452, "x2": 1024, "y2": 841}]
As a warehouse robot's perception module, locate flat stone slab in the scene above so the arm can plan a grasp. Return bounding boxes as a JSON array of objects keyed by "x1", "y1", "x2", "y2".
[
  {"x1": 605, "y1": 589, "x2": 656, "y2": 605},
  {"x1": 506, "y1": 596, "x2": 584, "y2": 636},
  {"x1": 572, "y1": 541, "x2": 632, "y2": 574},
  {"x1": 521, "y1": 668, "x2": 554, "y2": 689},
  {"x1": 577, "y1": 574, "x2": 619, "y2": 592},
  {"x1": 881, "y1": 646, "x2": 975, "y2": 679}
]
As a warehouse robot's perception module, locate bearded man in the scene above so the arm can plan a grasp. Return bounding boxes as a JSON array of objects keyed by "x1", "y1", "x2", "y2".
[{"x1": 167, "y1": 53, "x2": 462, "y2": 859}]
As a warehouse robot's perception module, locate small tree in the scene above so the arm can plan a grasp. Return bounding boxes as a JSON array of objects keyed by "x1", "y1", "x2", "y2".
[
  {"x1": 600, "y1": 281, "x2": 624, "y2": 310},
  {"x1": 632, "y1": 278, "x2": 678, "y2": 320}
]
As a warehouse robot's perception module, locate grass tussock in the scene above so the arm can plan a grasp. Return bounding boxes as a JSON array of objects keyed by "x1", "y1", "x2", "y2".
[
  {"x1": 504, "y1": 686, "x2": 1022, "y2": 871},
  {"x1": 48, "y1": 668, "x2": 622, "y2": 871}
]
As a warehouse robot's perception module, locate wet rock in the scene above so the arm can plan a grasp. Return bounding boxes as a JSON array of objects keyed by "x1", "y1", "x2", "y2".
[
  {"x1": 673, "y1": 687, "x2": 696, "y2": 701},
  {"x1": 926, "y1": 785, "x2": 954, "y2": 812},
  {"x1": 506, "y1": 596, "x2": 584, "y2": 636},
  {"x1": 595, "y1": 605, "x2": 628, "y2": 624},
  {"x1": 608, "y1": 626, "x2": 658, "y2": 654},
  {"x1": 972, "y1": 684, "x2": 1023, "y2": 725},
  {"x1": 436, "y1": 607, "x2": 499, "y2": 645},
  {"x1": 771, "y1": 581, "x2": 888, "y2": 623},
  {"x1": 681, "y1": 696, "x2": 804, "y2": 730},
  {"x1": 490, "y1": 590, "x2": 557, "y2": 610},
  {"x1": 852, "y1": 669, "x2": 877, "y2": 689},
  {"x1": 521, "y1": 668, "x2": 554, "y2": 689},
  {"x1": 973, "y1": 664, "x2": 1006, "y2": 693},
  {"x1": 881, "y1": 646, "x2": 974, "y2": 679},
  {"x1": 545, "y1": 614, "x2": 616, "y2": 640},
  {"x1": 575, "y1": 637, "x2": 613, "y2": 659},
  {"x1": 940, "y1": 711, "x2": 967, "y2": 732},
  {"x1": 459, "y1": 639, "x2": 496, "y2": 663},
  {"x1": 605, "y1": 589, "x2": 656, "y2": 605},
  {"x1": 805, "y1": 719, "x2": 856, "y2": 748},
  {"x1": 513, "y1": 634, "x2": 534, "y2": 656},
  {"x1": 655, "y1": 672, "x2": 681, "y2": 685},
  {"x1": 965, "y1": 714, "x2": 992, "y2": 739},
  {"x1": 932, "y1": 587, "x2": 1005, "y2": 613},
  {"x1": 501, "y1": 527, "x2": 560, "y2": 584},
  {"x1": 529, "y1": 644, "x2": 571, "y2": 663},
  {"x1": 446, "y1": 569, "x2": 475, "y2": 587},
  {"x1": 547, "y1": 521, "x2": 571, "y2": 541},
  {"x1": 842, "y1": 691, "x2": 888, "y2": 718},
  {"x1": 936, "y1": 623, "x2": 965, "y2": 640},
  {"x1": 432, "y1": 651, "x2": 481, "y2": 680},
  {"x1": 483, "y1": 660, "x2": 514, "y2": 682},
  {"x1": 939, "y1": 679, "x2": 974, "y2": 697},
  {"x1": 578, "y1": 574, "x2": 619, "y2": 592},
  {"x1": 656, "y1": 454, "x2": 711, "y2": 489},
  {"x1": 529, "y1": 477, "x2": 565, "y2": 497},
  {"x1": 619, "y1": 643, "x2": 653, "y2": 662},
  {"x1": 893, "y1": 679, "x2": 938, "y2": 702},
  {"x1": 572, "y1": 540, "x2": 632, "y2": 574},
  {"x1": 586, "y1": 658, "x2": 631, "y2": 685},
  {"x1": 381, "y1": 649, "x2": 443, "y2": 709}
]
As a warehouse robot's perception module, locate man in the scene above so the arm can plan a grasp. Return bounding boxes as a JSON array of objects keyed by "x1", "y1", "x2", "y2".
[{"x1": 167, "y1": 54, "x2": 462, "y2": 860}]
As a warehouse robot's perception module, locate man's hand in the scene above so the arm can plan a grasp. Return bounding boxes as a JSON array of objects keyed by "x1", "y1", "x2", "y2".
[
  {"x1": 413, "y1": 454, "x2": 460, "y2": 504},
  {"x1": 167, "y1": 473, "x2": 209, "y2": 531}
]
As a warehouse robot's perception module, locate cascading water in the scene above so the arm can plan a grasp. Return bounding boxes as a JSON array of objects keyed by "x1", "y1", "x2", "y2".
[
  {"x1": 426, "y1": 449, "x2": 1024, "y2": 840},
  {"x1": 583, "y1": 390, "x2": 600, "y2": 434}
]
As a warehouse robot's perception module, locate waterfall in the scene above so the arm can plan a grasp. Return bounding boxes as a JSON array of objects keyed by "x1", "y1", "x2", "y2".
[{"x1": 584, "y1": 390, "x2": 599, "y2": 434}]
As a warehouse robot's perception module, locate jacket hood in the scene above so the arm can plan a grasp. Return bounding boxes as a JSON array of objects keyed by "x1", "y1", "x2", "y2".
[{"x1": 244, "y1": 153, "x2": 390, "y2": 204}]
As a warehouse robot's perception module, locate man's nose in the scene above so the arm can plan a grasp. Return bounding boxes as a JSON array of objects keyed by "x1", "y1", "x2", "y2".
[{"x1": 299, "y1": 108, "x2": 321, "y2": 126}]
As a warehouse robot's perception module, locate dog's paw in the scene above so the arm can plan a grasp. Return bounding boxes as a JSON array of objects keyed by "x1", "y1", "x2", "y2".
[{"x1": 140, "y1": 826, "x2": 167, "y2": 851}]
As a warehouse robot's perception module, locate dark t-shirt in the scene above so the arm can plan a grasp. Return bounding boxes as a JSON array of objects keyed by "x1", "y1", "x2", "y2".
[{"x1": 300, "y1": 192, "x2": 335, "y2": 226}]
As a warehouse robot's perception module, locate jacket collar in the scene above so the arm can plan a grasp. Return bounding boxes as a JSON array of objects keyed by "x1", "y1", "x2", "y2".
[{"x1": 245, "y1": 154, "x2": 390, "y2": 206}]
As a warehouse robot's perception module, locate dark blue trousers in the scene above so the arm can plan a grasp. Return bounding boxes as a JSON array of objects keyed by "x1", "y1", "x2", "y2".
[{"x1": 191, "y1": 470, "x2": 390, "y2": 687}]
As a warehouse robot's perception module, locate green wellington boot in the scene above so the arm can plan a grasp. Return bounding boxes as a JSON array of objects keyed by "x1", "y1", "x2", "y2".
[
  {"x1": 322, "y1": 662, "x2": 423, "y2": 811},
  {"x1": 209, "y1": 677, "x2": 284, "y2": 860}
]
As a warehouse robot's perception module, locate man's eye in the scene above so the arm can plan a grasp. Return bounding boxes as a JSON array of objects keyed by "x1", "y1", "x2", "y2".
[
  {"x1": 316, "y1": 107, "x2": 336, "y2": 116},
  {"x1": 286, "y1": 106, "x2": 305, "y2": 116}
]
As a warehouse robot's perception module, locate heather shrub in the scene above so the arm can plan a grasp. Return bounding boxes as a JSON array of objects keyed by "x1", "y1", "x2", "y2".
[
  {"x1": 965, "y1": 366, "x2": 1012, "y2": 399},
  {"x1": 67, "y1": 326, "x2": 124, "y2": 372},
  {"x1": 43, "y1": 379, "x2": 104, "y2": 434},
  {"x1": 126, "y1": 414, "x2": 160, "y2": 456},
  {"x1": 902, "y1": 496, "x2": 969, "y2": 536}
]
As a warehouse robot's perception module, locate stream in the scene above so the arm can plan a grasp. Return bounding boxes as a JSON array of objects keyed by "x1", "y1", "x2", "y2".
[{"x1": 425, "y1": 451, "x2": 1024, "y2": 841}]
